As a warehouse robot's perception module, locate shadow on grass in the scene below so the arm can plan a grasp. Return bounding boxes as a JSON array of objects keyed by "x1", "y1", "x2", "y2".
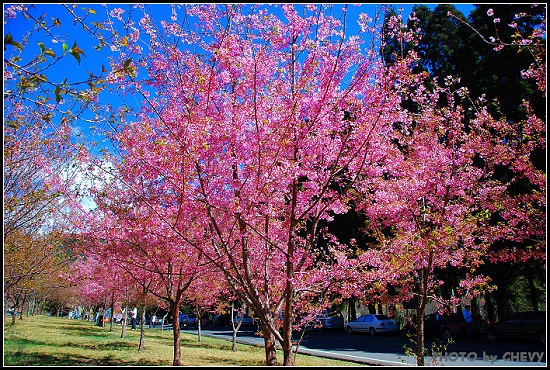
[
  {"x1": 7, "y1": 336, "x2": 138, "y2": 351},
  {"x1": 37, "y1": 323, "x2": 113, "y2": 336},
  {"x1": 5, "y1": 351, "x2": 167, "y2": 366},
  {"x1": 179, "y1": 335, "x2": 231, "y2": 350},
  {"x1": 196, "y1": 353, "x2": 264, "y2": 366}
]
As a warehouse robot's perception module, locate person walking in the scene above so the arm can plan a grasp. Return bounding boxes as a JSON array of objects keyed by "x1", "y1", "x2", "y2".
[
  {"x1": 131, "y1": 306, "x2": 138, "y2": 330},
  {"x1": 462, "y1": 304, "x2": 473, "y2": 341}
]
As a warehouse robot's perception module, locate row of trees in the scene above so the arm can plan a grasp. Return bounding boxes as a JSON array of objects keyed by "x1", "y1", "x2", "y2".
[{"x1": 4, "y1": 4, "x2": 545, "y2": 366}]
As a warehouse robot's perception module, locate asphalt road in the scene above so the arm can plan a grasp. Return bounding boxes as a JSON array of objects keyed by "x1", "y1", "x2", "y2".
[{"x1": 179, "y1": 325, "x2": 546, "y2": 366}]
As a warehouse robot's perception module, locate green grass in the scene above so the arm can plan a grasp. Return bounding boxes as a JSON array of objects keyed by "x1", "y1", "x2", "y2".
[{"x1": 4, "y1": 315, "x2": 362, "y2": 366}]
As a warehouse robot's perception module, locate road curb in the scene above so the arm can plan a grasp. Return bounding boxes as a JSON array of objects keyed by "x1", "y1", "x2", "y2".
[{"x1": 182, "y1": 329, "x2": 413, "y2": 366}]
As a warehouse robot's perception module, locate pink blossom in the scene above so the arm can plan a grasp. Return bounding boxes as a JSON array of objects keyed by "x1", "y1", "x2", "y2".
[
  {"x1": 109, "y1": 7, "x2": 125, "y2": 21},
  {"x1": 487, "y1": 8, "x2": 494, "y2": 16},
  {"x1": 493, "y1": 18, "x2": 500, "y2": 23}
]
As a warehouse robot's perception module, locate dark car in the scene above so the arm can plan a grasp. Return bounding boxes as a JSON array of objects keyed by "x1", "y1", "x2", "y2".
[
  {"x1": 402, "y1": 312, "x2": 485, "y2": 341},
  {"x1": 486, "y1": 311, "x2": 545, "y2": 344},
  {"x1": 232, "y1": 314, "x2": 254, "y2": 326},
  {"x1": 307, "y1": 310, "x2": 345, "y2": 331},
  {"x1": 180, "y1": 313, "x2": 197, "y2": 326}
]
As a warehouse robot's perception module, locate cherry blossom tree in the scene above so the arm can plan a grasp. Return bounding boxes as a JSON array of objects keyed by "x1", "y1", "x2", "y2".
[
  {"x1": 74, "y1": 158, "x2": 213, "y2": 364},
  {"x1": 346, "y1": 9, "x2": 545, "y2": 365},
  {"x1": 6, "y1": 4, "x2": 544, "y2": 367},
  {"x1": 93, "y1": 3, "x2": 416, "y2": 365},
  {"x1": 67, "y1": 251, "x2": 130, "y2": 332},
  {"x1": 182, "y1": 267, "x2": 227, "y2": 343},
  {"x1": 3, "y1": 4, "x2": 122, "y2": 322}
]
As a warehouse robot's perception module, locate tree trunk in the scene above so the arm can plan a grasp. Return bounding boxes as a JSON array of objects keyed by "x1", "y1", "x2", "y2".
[
  {"x1": 415, "y1": 304, "x2": 426, "y2": 367},
  {"x1": 347, "y1": 298, "x2": 357, "y2": 322},
  {"x1": 171, "y1": 302, "x2": 182, "y2": 366},
  {"x1": 484, "y1": 291, "x2": 495, "y2": 324},
  {"x1": 526, "y1": 267, "x2": 539, "y2": 312},
  {"x1": 139, "y1": 308, "x2": 146, "y2": 351},
  {"x1": 230, "y1": 302, "x2": 243, "y2": 352},
  {"x1": 197, "y1": 315, "x2": 202, "y2": 342},
  {"x1": 415, "y1": 262, "x2": 431, "y2": 367},
  {"x1": 261, "y1": 321, "x2": 279, "y2": 366},
  {"x1": 231, "y1": 330, "x2": 238, "y2": 352},
  {"x1": 109, "y1": 293, "x2": 115, "y2": 332},
  {"x1": 281, "y1": 299, "x2": 294, "y2": 366},
  {"x1": 121, "y1": 304, "x2": 129, "y2": 339}
]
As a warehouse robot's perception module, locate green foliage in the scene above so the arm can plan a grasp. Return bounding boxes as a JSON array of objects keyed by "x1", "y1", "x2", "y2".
[{"x1": 402, "y1": 334, "x2": 455, "y2": 366}]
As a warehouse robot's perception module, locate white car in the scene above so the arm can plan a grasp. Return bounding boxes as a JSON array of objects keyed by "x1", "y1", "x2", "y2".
[{"x1": 345, "y1": 314, "x2": 399, "y2": 336}]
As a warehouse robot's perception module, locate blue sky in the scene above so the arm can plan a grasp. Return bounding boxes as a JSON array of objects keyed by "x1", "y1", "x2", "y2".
[
  {"x1": 4, "y1": 3, "x2": 475, "y2": 154},
  {"x1": 3, "y1": 3, "x2": 475, "y2": 211}
]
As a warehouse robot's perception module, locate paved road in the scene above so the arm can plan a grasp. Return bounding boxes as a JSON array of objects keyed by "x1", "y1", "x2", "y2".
[{"x1": 179, "y1": 325, "x2": 546, "y2": 366}]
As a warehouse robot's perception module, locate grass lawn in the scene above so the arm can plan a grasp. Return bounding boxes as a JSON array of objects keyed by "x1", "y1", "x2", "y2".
[{"x1": 4, "y1": 315, "x2": 362, "y2": 366}]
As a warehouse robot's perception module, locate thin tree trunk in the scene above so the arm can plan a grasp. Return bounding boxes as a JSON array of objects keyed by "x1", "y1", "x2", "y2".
[
  {"x1": 139, "y1": 307, "x2": 146, "y2": 351},
  {"x1": 121, "y1": 303, "x2": 129, "y2": 339},
  {"x1": 197, "y1": 313, "x2": 202, "y2": 342},
  {"x1": 230, "y1": 302, "x2": 243, "y2": 352},
  {"x1": 109, "y1": 292, "x2": 115, "y2": 332},
  {"x1": 171, "y1": 301, "x2": 182, "y2": 366},
  {"x1": 415, "y1": 259, "x2": 431, "y2": 367}
]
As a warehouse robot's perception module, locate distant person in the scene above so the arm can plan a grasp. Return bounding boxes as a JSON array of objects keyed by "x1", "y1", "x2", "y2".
[
  {"x1": 462, "y1": 304, "x2": 473, "y2": 341},
  {"x1": 151, "y1": 314, "x2": 157, "y2": 328},
  {"x1": 131, "y1": 306, "x2": 138, "y2": 330}
]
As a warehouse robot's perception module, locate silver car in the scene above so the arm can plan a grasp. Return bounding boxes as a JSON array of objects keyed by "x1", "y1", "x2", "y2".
[{"x1": 345, "y1": 314, "x2": 399, "y2": 336}]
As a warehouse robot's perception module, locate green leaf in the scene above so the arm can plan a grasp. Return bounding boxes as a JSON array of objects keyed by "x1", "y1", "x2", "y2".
[
  {"x1": 69, "y1": 50, "x2": 81, "y2": 64},
  {"x1": 55, "y1": 85, "x2": 62, "y2": 103},
  {"x1": 4, "y1": 33, "x2": 22, "y2": 50},
  {"x1": 62, "y1": 43, "x2": 68, "y2": 52},
  {"x1": 45, "y1": 49, "x2": 56, "y2": 58},
  {"x1": 69, "y1": 41, "x2": 86, "y2": 64}
]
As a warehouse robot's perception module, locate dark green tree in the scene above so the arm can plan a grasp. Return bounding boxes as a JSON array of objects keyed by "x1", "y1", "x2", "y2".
[
  {"x1": 408, "y1": 4, "x2": 468, "y2": 76},
  {"x1": 455, "y1": 4, "x2": 546, "y2": 122},
  {"x1": 380, "y1": 4, "x2": 546, "y2": 321}
]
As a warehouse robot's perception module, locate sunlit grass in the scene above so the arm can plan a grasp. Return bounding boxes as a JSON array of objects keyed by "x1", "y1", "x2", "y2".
[{"x1": 4, "y1": 315, "x2": 361, "y2": 366}]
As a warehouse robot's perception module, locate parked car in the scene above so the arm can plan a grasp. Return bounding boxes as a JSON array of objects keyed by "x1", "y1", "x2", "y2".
[
  {"x1": 179, "y1": 313, "x2": 197, "y2": 326},
  {"x1": 486, "y1": 311, "x2": 545, "y2": 344},
  {"x1": 428, "y1": 312, "x2": 469, "y2": 341},
  {"x1": 345, "y1": 314, "x2": 399, "y2": 336},
  {"x1": 307, "y1": 310, "x2": 345, "y2": 331},
  {"x1": 232, "y1": 314, "x2": 254, "y2": 326},
  {"x1": 402, "y1": 312, "x2": 486, "y2": 341}
]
